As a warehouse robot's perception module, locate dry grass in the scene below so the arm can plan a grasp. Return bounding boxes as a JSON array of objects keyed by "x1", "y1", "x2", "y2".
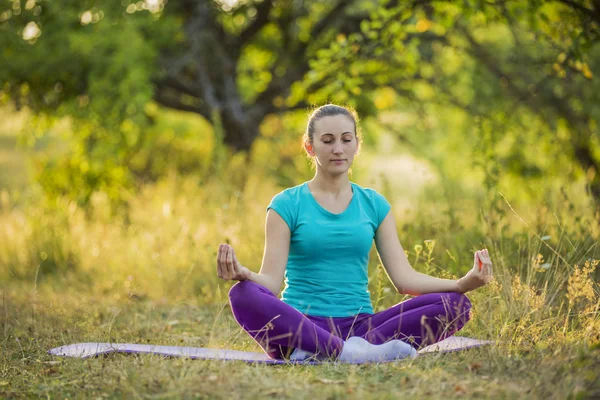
[
  {"x1": 1, "y1": 282, "x2": 599, "y2": 399},
  {"x1": 1, "y1": 127, "x2": 599, "y2": 398}
]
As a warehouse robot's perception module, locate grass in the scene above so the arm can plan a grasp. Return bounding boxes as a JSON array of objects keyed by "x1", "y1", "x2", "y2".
[
  {"x1": 1, "y1": 176, "x2": 598, "y2": 398},
  {"x1": 1, "y1": 115, "x2": 599, "y2": 398},
  {"x1": 1, "y1": 284, "x2": 599, "y2": 399},
  {"x1": 0, "y1": 114, "x2": 29, "y2": 192}
]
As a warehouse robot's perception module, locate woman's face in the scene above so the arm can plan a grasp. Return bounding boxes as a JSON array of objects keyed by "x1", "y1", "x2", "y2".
[{"x1": 305, "y1": 114, "x2": 359, "y2": 175}]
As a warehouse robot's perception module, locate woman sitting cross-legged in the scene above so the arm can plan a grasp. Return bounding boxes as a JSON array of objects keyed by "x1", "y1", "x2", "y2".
[{"x1": 217, "y1": 104, "x2": 493, "y2": 362}]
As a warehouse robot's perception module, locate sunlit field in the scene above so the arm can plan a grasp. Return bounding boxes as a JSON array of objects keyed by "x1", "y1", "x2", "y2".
[
  {"x1": 1, "y1": 117, "x2": 599, "y2": 398},
  {"x1": 2, "y1": 0, "x2": 600, "y2": 397}
]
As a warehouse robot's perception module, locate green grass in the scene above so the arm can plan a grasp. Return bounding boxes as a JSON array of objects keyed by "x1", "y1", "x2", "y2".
[
  {"x1": 1, "y1": 109, "x2": 599, "y2": 399},
  {"x1": 1, "y1": 194, "x2": 599, "y2": 399},
  {"x1": 1, "y1": 188, "x2": 599, "y2": 400},
  {"x1": 1, "y1": 286, "x2": 599, "y2": 399}
]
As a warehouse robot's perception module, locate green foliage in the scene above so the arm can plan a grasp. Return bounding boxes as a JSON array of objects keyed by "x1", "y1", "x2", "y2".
[
  {"x1": 0, "y1": 0, "x2": 180, "y2": 206},
  {"x1": 1, "y1": 4, "x2": 599, "y2": 396},
  {"x1": 26, "y1": 105, "x2": 216, "y2": 207},
  {"x1": 1, "y1": 0, "x2": 599, "y2": 208},
  {"x1": 347, "y1": 0, "x2": 600, "y2": 214}
]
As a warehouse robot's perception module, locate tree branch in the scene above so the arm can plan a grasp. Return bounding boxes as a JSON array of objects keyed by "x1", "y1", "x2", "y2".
[
  {"x1": 237, "y1": 0, "x2": 274, "y2": 48},
  {"x1": 555, "y1": 0, "x2": 600, "y2": 22},
  {"x1": 154, "y1": 89, "x2": 210, "y2": 119},
  {"x1": 500, "y1": 1, "x2": 523, "y2": 49},
  {"x1": 253, "y1": 0, "x2": 416, "y2": 117},
  {"x1": 269, "y1": 100, "x2": 312, "y2": 114},
  {"x1": 310, "y1": 0, "x2": 354, "y2": 39},
  {"x1": 457, "y1": 25, "x2": 549, "y2": 117},
  {"x1": 154, "y1": 75, "x2": 201, "y2": 99},
  {"x1": 184, "y1": 5, "x2": 221, "y2": 110}
]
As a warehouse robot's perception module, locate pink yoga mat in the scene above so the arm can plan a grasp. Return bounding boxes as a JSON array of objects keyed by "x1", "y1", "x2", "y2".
[{"x1": 48, "y1": 336, "x2": 493, "y2": 364}]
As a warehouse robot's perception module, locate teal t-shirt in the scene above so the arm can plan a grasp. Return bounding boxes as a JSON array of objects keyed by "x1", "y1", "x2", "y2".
[{"x1": 266, "y1": 181, "x2": 392, "y2": 317}]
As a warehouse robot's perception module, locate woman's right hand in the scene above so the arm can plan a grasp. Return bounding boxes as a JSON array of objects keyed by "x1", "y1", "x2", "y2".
[
  {"x1": 456, "y1": 249, "x2": 493, "y2": 293},
  {"x1": 216, "y1": 243, "x2": 252, "y2": 281}
]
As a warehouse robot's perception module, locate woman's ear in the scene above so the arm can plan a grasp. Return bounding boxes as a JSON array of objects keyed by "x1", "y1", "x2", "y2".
[{"x1": 304, "y1": 142, "x2": 314, "y2": 156}]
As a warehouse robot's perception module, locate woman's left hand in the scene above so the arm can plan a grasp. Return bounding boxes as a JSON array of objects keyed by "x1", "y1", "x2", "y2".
[{"x1": 457, "y1": 249, "x2": 493, "y2": 293}]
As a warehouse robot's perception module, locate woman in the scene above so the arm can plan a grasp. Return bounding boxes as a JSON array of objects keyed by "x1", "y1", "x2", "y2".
[{"x1": 216, "y1": 104, "x2": 493, "y2": 362}]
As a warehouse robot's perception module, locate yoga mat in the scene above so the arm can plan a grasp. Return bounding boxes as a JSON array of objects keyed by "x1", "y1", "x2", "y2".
[{"x1": 48, "y1": 336, "x2": 493, "y2": 364}]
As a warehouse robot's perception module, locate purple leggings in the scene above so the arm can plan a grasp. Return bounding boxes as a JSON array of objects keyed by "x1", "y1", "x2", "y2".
[{"x1": 229, "y1": 281, "x2": 472, "y2": 359}]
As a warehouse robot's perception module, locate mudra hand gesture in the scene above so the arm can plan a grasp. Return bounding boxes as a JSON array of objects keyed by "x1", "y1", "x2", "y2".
[
  {"x1": 457, "y1": 249, "x2": 493, "y2": 293},
  {"x1": 216, "y1": 243, "x2": 252, "y2": 281}
]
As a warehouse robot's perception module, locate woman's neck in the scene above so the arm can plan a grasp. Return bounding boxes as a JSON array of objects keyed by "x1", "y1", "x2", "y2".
[{"x1": 309, "y1": 170, "x2": 352, "y2": 196}]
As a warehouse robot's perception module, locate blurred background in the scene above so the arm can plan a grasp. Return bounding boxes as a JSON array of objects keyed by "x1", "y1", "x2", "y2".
[{"x1": 0, "y1": 0, "x2": 598, "y2": 304}]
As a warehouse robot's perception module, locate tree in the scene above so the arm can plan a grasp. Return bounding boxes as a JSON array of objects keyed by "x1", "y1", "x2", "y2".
[
  {"x1": 1, "y1": 0, "x2": 598, "y2": 205},
  {"x1": 341, "y1": 0, "x2": 600, "y2": 202},
  {"x1": 0, "y1": 0, "x2": 427, "y2": 152}
]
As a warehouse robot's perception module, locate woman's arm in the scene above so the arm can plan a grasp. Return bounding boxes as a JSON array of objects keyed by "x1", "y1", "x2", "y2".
[
  {"x1": 374, "y1": 211, "x2": 461, "y2": 295},
  {"x1": 250, "y1": 209, "x2": 290, "y2": 295},
  {"x1": 217, "y1": 209, "x2": 290, "y2": 296}
]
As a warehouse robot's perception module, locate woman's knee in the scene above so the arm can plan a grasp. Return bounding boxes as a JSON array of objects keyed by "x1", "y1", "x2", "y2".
[
  {"x1": 444, "y1": 292, "x2": 472, "y2": 320},
  {"x1": 228, "y1": 281, "x2": 259, "y2": 320},
  {"x1": 229, "y1": 280, "x2": 254, "y2": 302},
  {"x1": 228, "y1": 280, "x2": 272, "y2": 304}
]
